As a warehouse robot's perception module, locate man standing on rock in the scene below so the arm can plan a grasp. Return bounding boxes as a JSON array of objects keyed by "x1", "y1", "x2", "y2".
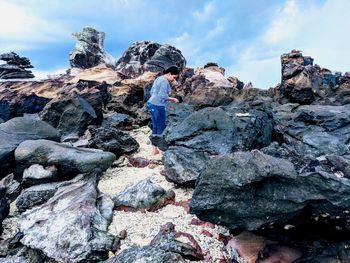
[{"x1": 147, "y1": 66, "x2": 180, "y2": 155}]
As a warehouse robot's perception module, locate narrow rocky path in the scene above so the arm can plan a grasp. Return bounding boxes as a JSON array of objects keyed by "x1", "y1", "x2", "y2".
[{"x1": 98, "y1": 126, "x2": 231, "y2": 262}]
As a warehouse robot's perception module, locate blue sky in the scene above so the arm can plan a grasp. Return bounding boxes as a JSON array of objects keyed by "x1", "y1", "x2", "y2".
[{"x1": 0, "y1": 0, "x2": 349, "y2": 88}]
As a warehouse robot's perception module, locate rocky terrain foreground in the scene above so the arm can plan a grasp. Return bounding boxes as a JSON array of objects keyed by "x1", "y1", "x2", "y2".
[{"x1": 1, "y1": 27, "x2": 350, "y2": 262}]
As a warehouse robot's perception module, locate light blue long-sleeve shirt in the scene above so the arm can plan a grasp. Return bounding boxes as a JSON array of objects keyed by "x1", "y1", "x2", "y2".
[{"x1": 147, "y1": 76, "x2": 171, "y2": 106}]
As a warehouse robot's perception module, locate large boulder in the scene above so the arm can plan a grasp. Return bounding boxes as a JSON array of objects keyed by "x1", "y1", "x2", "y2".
[
  {"x1": 15, "y1": 139, "x2": 116, "y2": 178},
  {"x1": 0, "y1": 52, "x2": 34, "y2": 79},
  {"x1": 190, "y1": 150, "x2": 350, "y2": 231},
  {"x1": 69, "y1": 27, "x2": 116, "y2": 69},
  {"x1": 0, "y1": 116, "x2": 60, "y2": 178},
  {"x1": 116, "y1": 41, "x2": 186, "y2": 78},
  {"x1": 19, "y1": 175, "x2": 115, "y2": 262},
  {"x1": 164, "y1": 106, "x2": 272, "y2": 155}
]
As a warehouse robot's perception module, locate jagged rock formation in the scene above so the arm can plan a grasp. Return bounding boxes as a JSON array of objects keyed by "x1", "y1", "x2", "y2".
[
  {"x1": 115, "y1": 41, "x2": 186, "y2": 78},
  {"x1": 0, "y1": 52, "x2": 34, "y2": 79},
  {"x1": 69, "y1": 27, "x2": 116, "y2": 69},
  {"x1": 19, "y1": 175, "x2": 115, "y2": 262}
]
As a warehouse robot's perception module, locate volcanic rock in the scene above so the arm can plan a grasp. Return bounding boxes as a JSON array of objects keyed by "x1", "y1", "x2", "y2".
[
  {"x1": 69, "y1": 27, "x2": 116, "y2": 69},
  {"x1": 0, "y1": 52, "x2": 34, "y2": 79}
]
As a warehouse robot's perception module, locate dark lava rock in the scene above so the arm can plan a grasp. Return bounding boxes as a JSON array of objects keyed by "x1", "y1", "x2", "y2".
[
  {"x1": 190, "y1": 150, "x2": 350, "y2": 231},
  {"x1": 0, "y1": 116, "x2": 60, "y2": 179},
  {"x1": 15, "y1": 139, "x2": 116, "y2": 178},
  {"x1": 88, "y1": 125, "x2": 139, "y2": 157}
]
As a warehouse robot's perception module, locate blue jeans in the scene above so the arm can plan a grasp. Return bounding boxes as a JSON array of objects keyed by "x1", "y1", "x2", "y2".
[{"x1": 147, "y1": 102, "x2": 166, "y2": 136}]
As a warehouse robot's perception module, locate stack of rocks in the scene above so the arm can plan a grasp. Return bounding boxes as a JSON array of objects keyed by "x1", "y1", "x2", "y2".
[{"x1": 0, "y1": 52, "x2": 34, "y2": 79}]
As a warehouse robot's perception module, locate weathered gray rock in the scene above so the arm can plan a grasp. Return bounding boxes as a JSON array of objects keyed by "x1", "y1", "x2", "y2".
[
  {"x1": 0, "y1": 116, "x2": 60, "y2": 178},
  {"x1": 0, "y1": 52, "x2": 34, "y2": 79},
  {"x1": 16, "y1": 175, "x2": 84, "y2": 212},
  {"x1": 113, "y1": 178, "x2": 175, "y2": 211},
  {"x1": 88, "y1": 125, "x2": 139, "y2": 157},
  {"x1": 116, "y1": 41, "x2": 186, "y2": 78},
  {"x1": 69, "y1": 27, "x2": 116, "y2": 69},
  {"x1": 105, "y1": 245, "x2": 185, "y2": 263},
  {"x1": 0, "y1": 174, "x2": 21, "y2": 202},
  {"x1": 0, "y1": 186, "x2": 10, "y2": 235},
  {"x1": 19, "y1": 175, "x2": 115, "y2": 262},
  {"x1": 15, "y1": 139, "x2": 116, "y2": 178},
  {"x1": 22, "y1": 164, "x2": 58, "y2": 187},
  {"x1": 163, "y1": 147, "x2": 209, "y2": 186},
  {"x1": 190, "y1": 150, "x2": 350, "y2": 231},
  {"x1": 150, "y1": 222, "x2": 204, "y2": 260}
]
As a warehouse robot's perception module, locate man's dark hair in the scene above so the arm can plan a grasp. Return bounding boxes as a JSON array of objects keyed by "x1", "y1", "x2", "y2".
[{"x1": 163, "y1": 66, "x2": 180, "y2": 75}]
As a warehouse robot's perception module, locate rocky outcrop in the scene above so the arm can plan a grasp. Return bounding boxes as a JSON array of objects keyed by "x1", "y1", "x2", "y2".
[
  {"x1": 0, "y1": 88, "x2": 50, "y2": 121},
  {"x1": 0, "y1": 116, "x2": 60, "y2": 178},
  {"x1": 115, "y1": 41, "x2": 186, "y2": 78},
  {"x1": 178, "y1": 65, "x2": 236, "y2": 108},
  {"x1": 0, "y1": 52, "x2": 34, "y2": 79},
  {"x1": 15, "y1": 139, "x2": 116, "y2": 178},
  {"x1": 19, "y1": 175, "x2": 115, "y2": 262},
  {"x1": 190, "y1": 150, "x2": 350, "y2": 231},
  {"x1": 69, "y1": 27, "x2": 116, "y2": 69},
  {"x1": 39, "y1": 83, "x2": 108, "y2": 138}
]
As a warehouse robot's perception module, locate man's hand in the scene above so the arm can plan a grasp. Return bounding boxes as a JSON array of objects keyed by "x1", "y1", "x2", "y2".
[{"x1": 169, "y1": 97, "x2": 179, "y2": 103}]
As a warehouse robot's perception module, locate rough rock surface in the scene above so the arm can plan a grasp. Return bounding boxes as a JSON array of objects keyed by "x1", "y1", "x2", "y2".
[
  {"x1": 113, "y1": 178, "x2": 175, "y2": 211},
  {"x1": 0, "y1": 116, "x2": 60, "y2": 178},
  {"x1": 116, "y1": 41, "x2": 186, "y2": 78},
  {"x1": 179, "y1": 66, "x2": 235, "y2": 108},
  {"x1": 22, "y1": 164, "x2": 58, "y2": 187},
  {"x1": 39, "y1": 84, "x2": 108, "y2": 137},
  {"x1": 69, "y1": 27, "x2": 116, "y2": 69},
  {"x1": 190, "y1": 150, "x2": 350, "y2": 231},
  {"x1": 88, "y1": 125, "x2": 139, "y2": 157},
  {"x1": 16, "y1": 175, "x2": 83, "y2": 212},
  {"x1": 163, "y1": 146, "x2": 209, "y2": 187},
  {"x1": 0, "y1": 52, "x2": 34, "y2": 79},
  {"x1": 15, "y1": 139, "x2": 116, "y2": 178},
  {"x1": 19, "y1": 175, "x2": 115, "y2": 262},
  {"x1": 0, "y1": 88, "x2": 50, "y2": 121}
]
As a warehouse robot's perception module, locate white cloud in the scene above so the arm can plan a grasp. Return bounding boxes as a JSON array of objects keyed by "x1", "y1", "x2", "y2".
[
  {"x1": 228, "y1": 0, "x2": 350, "y2": 88},
  {"x1": 0, "y1": 1, "x2": 72, "y2": 52},
  {"x1": 32, "y1": 67, "x2": 67, "y2": 80},
  {"x1": 193, "y1": 2, "x2": 215, "y2": 22},
  {"x1": 206, "y1": 18, "x2": 226, "y2": 39}
]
